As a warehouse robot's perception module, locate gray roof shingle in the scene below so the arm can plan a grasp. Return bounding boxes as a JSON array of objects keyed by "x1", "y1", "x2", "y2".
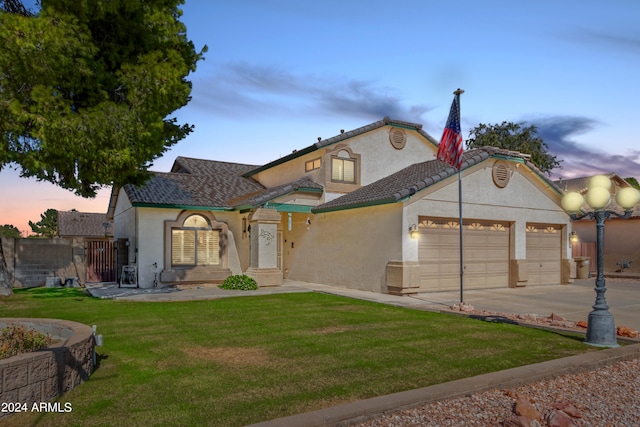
[
  {"x1": 58, "y1": 211, "x2": 113, "y2": 237},
  {"x1": 124, "y1": 157, "x2": 265, "y2": 209}
]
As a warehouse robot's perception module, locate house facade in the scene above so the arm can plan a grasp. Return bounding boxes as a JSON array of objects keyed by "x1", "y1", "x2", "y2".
[{"x1": 108, "y1": 117, "x2": 574, "y2": 294}]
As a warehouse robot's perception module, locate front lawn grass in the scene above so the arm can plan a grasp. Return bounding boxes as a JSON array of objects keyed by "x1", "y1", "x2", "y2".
[{"x1": 1, "y1": 288, "x2": 596, "y2": 426}]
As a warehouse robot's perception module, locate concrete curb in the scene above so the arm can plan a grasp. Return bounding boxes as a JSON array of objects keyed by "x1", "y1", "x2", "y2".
[{"x1": 248, "y1": 343, "x2": 640, "y2": 427}]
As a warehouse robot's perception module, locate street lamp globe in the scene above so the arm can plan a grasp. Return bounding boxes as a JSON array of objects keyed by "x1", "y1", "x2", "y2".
[
  {"x1": 616, "y1": 187, "x2": 640, "y2": 210},
  {"x1": 561, "y1": 192, "x2": 584, "y2": 213},
  {"x1": 585, "y1": 186, "x2": 611, "y2": 210},
  {"x1": 588, "y1": 175, "x2": 612, "y2": 190}
]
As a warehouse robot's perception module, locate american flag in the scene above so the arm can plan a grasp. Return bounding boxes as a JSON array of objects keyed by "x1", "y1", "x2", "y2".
[{"x1": 436, "y1": 95, "x2": 463, "y2": 169}]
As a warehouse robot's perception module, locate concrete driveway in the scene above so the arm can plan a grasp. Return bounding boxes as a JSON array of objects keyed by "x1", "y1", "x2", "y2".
[{"x1": 411, "y1": 278, "x2": 640, "y2": 332}]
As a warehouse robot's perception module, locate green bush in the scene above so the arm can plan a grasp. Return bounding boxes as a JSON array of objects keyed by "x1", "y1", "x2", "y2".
[
  {"x1": 219, "y1": 275, "x2": 258, "y2": 291},
  {"x1": 0, "y1": 323, "x2": 52, "y2": 360}
]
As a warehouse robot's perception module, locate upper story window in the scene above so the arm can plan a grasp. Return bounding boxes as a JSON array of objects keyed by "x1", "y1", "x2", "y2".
[
  {"x1": 171, "y1": 214, "x2": 220, "y2": 267},
  {"x1": 331, "y1": 150, "x2": 356, "y2": 183},
  {"x1": 305, "y1": 158, "x2": 321, "y2": 172}
]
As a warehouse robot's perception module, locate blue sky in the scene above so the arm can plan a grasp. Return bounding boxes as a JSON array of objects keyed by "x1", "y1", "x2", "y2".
[{"x1": 2, "y1": 0, "x2": 640, "y2": 235}]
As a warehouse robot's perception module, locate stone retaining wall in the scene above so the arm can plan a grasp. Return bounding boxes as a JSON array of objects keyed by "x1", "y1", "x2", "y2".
[{"x1": 0, "y1": 318, "x2": 95, "y2": 419}]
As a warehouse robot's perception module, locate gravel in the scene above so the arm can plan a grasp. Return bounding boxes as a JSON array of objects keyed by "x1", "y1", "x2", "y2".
[{"x1": 351, "y1": 351, "x2": 640, "y2": 427}]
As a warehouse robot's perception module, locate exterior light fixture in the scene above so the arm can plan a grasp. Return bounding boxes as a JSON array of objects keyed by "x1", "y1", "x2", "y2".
[
  {"x1": 409, "y1": 224, "x2": 419, "y2": 239},
  {"x1": 561, "y1": 175, "x2": 640, "y2": 347},
  {"x1": 570, "y1": 231, "x2": 578, "y2": 243}
]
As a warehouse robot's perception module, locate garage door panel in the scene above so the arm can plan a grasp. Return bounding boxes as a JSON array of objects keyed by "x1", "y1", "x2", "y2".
[
  {"x1": 419, "y1": 218, "x2": 510, "y2": 291},
  {"x1": 526, "y1": 224, "x2": 561, "y2": 286}
]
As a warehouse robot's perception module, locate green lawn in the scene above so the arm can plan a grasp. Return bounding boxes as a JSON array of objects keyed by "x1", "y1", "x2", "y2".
[{"x1": 1, "y1": 288, "x2": 596, "y2": 426}]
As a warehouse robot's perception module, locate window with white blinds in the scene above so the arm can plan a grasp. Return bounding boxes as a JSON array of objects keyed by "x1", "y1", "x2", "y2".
[
  {"x1": 331, "y1": 158, "x2": 356, "y2": 183},
  {"x1": 171, "y1": 215, "x2": 220, "y2": 267}
]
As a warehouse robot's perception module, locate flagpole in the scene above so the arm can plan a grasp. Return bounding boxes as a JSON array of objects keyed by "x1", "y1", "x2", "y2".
[{"x1": 454, "y1": 88, "x2": 464, "y2": 303}]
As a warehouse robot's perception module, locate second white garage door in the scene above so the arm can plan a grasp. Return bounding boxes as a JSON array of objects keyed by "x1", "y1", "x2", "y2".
[
  {"x1": 526, "y1": 224, "x2": 562, "y2": 286},
  {"x1": 419, "y1": 218, "x2": 510, "y2": 292}
]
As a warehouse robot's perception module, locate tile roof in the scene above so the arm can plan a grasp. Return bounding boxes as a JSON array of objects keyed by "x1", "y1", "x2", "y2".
[
  {"x1": 124, "y1": 157, "x2": 265, "y2": 209},
  {"x1": 58, "y1": 211, "x2": 113, "y2": 237},
  {"x1": 230, "y1": 177, "x2": 323, "y2": 207},
  {"x1": 244, "y1": 117, "x2": 439, "y2": 177},
  {"x1": 312, "y1": 147, "x2": 558, "y2": 213}
]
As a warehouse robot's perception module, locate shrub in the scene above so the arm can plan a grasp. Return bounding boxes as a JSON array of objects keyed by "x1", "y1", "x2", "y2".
[
  {"x1": 0, "y1": 323, "x2": 53, "y2": 360},
  {"x1": 219, "y1": 275, "x2": 258, "y2": 291}
]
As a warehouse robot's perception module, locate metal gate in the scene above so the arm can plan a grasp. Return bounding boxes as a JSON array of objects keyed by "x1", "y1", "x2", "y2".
[{"x1": 86, "y1": 240, "x2": 116, "y2": 283}]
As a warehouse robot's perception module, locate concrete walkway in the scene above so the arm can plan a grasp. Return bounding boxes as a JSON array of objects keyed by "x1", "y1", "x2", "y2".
[{"x1": 85, "y1": 278, "x2": 640, "y2": 427}]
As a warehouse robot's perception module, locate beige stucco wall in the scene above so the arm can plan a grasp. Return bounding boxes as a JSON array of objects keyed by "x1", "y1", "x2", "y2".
[
  {"x1": 114, "y1": 202, "x2": 246, "y2": 288},
  {"x1": 251, "y1": 126, "x2": 437, "y2": 193},
  {"x1": 403, "y1": 159, "x2": 571, "y2": 263},
  {"x1": 285, "y1": 204, "x2": 403, "y2": 293}
]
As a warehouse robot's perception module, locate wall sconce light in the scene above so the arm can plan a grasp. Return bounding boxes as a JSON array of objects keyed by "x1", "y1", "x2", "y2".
[
  {"x1": 306, "y1": 216, "x2": 311, "y2": 230},
  {"x1": 125, "y1": 239, "x2": 130, "y2": 246},
  {"x1": 570, "y1": 231, "x2": 578, "y2": 243},
  {"x1": 242, "y1": 217, "x2": 247, "y2": 238},
  {"x1": 409, "y1": 224, "x2": 419, "y2": 239}
]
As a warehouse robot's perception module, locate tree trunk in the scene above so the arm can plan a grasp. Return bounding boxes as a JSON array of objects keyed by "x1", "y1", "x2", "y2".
[{"x1": 0, "y1": 238, "x2": 13, "y2": 296}]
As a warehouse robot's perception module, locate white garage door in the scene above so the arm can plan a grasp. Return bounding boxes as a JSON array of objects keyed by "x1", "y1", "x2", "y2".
[
  {"x1": 418, "y1": 218, "x2": 510, "y2": 292},
  {"x1": 526, "y1": 224, "x2": 562, "y2": 286}
]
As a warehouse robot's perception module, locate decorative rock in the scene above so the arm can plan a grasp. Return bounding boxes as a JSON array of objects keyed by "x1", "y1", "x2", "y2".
[
  {"x1": 514, "y1": 395, "x2": 541, "y2": 421},
  {"x1": 503, "y1": 415, "x2": 534, "y2": 427},
  {"x1": 551, "y1": 401, "x2": 582, "y2": 418},
  {"x1": 576, "y1": 320, "x2": 588, "y2": 328},
  {"x1": 549, "y1": 313, "x2": 566, "y2": 322},
  {"x1": 545, "y1": 409, "x2": 579, "y2": 427},
  {"x1": 616, "y1": 326, "x2": 638, "y2": 338}
]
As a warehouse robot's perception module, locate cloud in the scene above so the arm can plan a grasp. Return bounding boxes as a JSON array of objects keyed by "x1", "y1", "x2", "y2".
[
  {"x1": 529, "y1": 116, "x2": 640, "y2": 179},
  {"x1": 189, "y1": 62, "x2": 432, "y2": 123}
]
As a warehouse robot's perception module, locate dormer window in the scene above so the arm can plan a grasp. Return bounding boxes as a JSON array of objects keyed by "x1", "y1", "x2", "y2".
[{"x1": 331, "y1": 150, "x2": 356, "y2": 183}]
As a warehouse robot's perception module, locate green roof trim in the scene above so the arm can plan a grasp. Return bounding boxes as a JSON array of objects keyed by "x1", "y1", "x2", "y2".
[
  {"x1": 268, "y1": 203, "x2": 314, "y2": 213},
  {"x1": 132, "y1": 202, "x2": 231, "y2": 211},
  {"x1": 491, "y1": 153, "x2": 527, "y2": 163}
]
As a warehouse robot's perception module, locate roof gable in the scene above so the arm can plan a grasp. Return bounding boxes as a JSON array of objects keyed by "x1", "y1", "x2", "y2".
[{"x1": 243, "y1": 117, "x2": 439, "y2": 177}]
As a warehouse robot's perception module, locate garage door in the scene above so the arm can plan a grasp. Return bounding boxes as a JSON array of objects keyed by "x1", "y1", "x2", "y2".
[
  {"x1": 418, "y1": 218, "x2": 510, "y2": 292},
  {"x1": 526, "y1": 224, "x2": 562, "y2": 286}
]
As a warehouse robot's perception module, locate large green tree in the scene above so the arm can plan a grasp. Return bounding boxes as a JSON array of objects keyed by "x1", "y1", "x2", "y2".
[
  {"x1": 29, "y1": 208, "x2": 58, "y2": 238},
  {"x1": 466, "y1": 121, "x2": 561, "y2": 175},
  {"x1": 0, "y1": 0, "x2": 206, "y2": 197}
]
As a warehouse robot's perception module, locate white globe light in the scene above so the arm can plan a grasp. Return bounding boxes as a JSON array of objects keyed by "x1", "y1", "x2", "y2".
[
  {"x1": 588, "y1": 175, "x2": 612, "y2": 190},
  {"x1": 561, "y1": 192, "x2": 584, "y2": 213},
  {"x1": 585, "y1": 186, "x2": 611, "y2": 209},
  {"x1": 616, "y1": 187, "x2": 640, "y2": 210}
]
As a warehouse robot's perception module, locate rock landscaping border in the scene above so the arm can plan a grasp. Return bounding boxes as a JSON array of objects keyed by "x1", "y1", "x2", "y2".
[{"x1": 0, "y1": 318, "x2": 95, "y2": 419}]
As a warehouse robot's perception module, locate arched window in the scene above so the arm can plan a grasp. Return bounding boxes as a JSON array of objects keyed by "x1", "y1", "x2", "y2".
[
  {"x1": 171, "y1": 214, "x2": 220, "y2": 267},
  {"x1": 331, "y1": 149, "x2": 356, "y2": 183}
]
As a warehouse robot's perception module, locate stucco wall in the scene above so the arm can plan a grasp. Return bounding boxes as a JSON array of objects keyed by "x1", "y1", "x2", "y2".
[
  {"x1": 251, "y1": 126, "x2": 437, "y2": 191},
  {"x1": 286, "y1": 204, "x2": 402, "y2": 293},
  {"x1": 131, "y1": 208, "x2": 245, "y2": 288}
]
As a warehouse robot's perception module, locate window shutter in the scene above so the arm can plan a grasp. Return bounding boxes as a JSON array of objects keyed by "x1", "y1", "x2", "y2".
[
  {"x1": 198, "y1": 230, "x2": 220, "y2": 265},
  {"x1": 343, "y1": 159, "x2": 355, "y2": 182},
  {"x1": 172, "y1": 230, "x2": 196, "y2": 265}
]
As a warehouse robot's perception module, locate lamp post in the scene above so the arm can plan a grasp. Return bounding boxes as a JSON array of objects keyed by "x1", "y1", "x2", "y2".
[{"x1": 561, "y1": 175, "x2": 640, "y2": 347}]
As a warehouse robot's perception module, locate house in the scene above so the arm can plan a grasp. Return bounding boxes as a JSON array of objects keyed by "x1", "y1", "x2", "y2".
[
  {"x1": 57, "y1": 211, "x2": 113, "y2": 239},
  {"x1": 107, "y1": 117, "x2": 574, "y2": 294},
  {"x1": 557, "y1": 174, "x2": 640, "y2": 275}
]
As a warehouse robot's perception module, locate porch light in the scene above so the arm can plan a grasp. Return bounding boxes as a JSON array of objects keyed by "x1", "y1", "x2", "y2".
[
  {"x1": 561, "y1": 175, "x2": 640, "y2": 347},
  {"x1": 570, "y1": 231, "x2": 578, "y2": 243},
  {"x1": 409, "y1": 224, "x2": 419, "y2": 239}
]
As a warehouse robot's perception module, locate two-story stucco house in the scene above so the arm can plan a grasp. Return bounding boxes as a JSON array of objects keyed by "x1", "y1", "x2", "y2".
[{"x1": 107, "y1": 117, "x2": 573, "y2": 294}]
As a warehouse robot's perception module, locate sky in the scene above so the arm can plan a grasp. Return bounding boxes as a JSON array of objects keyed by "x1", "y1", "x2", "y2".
[{"x1": 2, "y1": 0, "x2": 640, "y2": 236}]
